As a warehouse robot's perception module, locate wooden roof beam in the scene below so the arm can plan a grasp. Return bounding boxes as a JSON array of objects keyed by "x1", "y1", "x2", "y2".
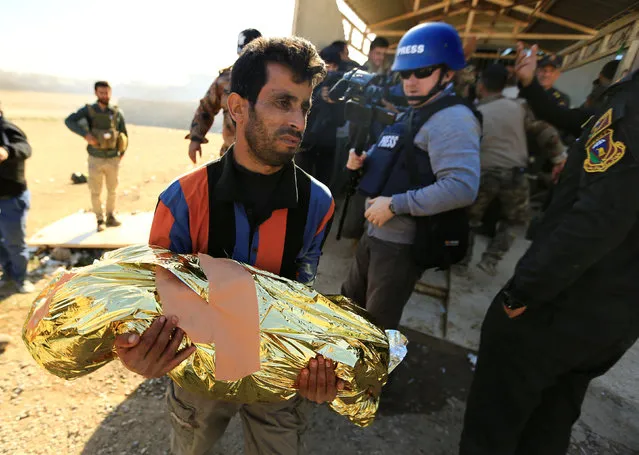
[
  {"x1": 483, "y1": 0, "x2": 598, "y2": 35},
  {"x1": 459, "y1": 31, "x2": 593, "y2": 39},
  {"x1": 472, "y1": 24, "x2": 503, "y2": 33},
  {"x1": 475, "y1": 9, "x2": 529, "y2": 27},
  {"x1": 472, "y1": 52, "x2": 517, "y2": 59},
  {"x1": 367, "y1": 0, "x2": 467, "y2": 30},
  {"x1": 444, "y1": 0, "x2": 452, "y2": 14},
  {"x1": 417, "y1": 7, "x2": 471, "y2": 25},
  {"x1": 464, "y1": 0, "x2": 480, "y2": 44},
  {"x1": 368, "y1": 6, "x2": 470, "y2": 35}
]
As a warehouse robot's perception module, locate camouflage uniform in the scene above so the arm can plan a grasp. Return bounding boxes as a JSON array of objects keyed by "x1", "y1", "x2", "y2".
[
  {"x1": 467, "y1": 168, "x2": 530, "y2": 264},
  {"x1": 186, "y1": 66, "x2": 234, "y2": 156},
  {"x1": 465, "y1": 97, "x2": 565, "y2": 269},
  {"x1": 455, "y1": 65, "x2": 477, "y2": 100}
]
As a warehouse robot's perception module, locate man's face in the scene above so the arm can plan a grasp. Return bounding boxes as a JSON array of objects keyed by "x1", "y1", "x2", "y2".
[
  {"x1": 244, "y1": 63, "x2": 312, "y2": 167},
  {"x1": 340, "y1": 45, "x2": 349, "y2": 61},
  {"x1": 369, "y1": 47, "x2": 387, "y2": 68},
  {"x1": 95, "y1": 87, "x2": 111, "y2": 105},
  {"x1": 402, "y1": 67, "x2": 453, "y2": 106},
  {"x1": 476, "y1": 81, "x2": 488, "y2": 100},
  {"x1": 537, "y1": 65, "x2": 561, "y2": 90}
]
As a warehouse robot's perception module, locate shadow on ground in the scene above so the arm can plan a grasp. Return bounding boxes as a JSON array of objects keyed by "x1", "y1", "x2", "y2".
[
  {"x1": 80, "y1": 331, "x2": 634, "y2": 455},
  {"x1": 80, "y1": 331, "x2": 475, "y2": 455},
  {"x1": 379, "y1": 328, "x2": 475, "y2": 417}
]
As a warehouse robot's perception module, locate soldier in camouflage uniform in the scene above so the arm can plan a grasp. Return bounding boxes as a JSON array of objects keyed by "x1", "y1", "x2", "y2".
[
  {"x1": 454, "y1": 64, "x2": 477, "y2": 101},
  {"x1": 463, "y1": 64, "x2": 565, "y2": 276},
  {"x1": 186, "y1": 29, "x2": 262, "y2": 163}
]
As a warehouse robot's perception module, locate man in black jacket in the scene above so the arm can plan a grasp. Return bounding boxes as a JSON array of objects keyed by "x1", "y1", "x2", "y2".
[
  {"x1": 296, "y1": 45, "x2": 345, "y2": 185},
  {"x1": 460, "y1": 43, "x2": 639, "y2": 455},
  {"x1": 0, "y1": 109, "x2": 34, "y2": 294}
]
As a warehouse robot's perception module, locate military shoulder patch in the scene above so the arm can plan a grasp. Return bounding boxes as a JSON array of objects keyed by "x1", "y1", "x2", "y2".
[
  {"x1": 589, "y1": 108, "x2": 613, "y2": 139},
  {"x1": 584, "y1": 128, "x2": 626, "y2": 173}
]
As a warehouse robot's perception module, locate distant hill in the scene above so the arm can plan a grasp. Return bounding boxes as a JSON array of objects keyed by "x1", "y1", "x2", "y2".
[
  {"x1": 0, "y1": 70, "x2": 224, "y2": 132},
  {"x1": 0, "y1": 69, "x2": 215, "y2": 103},
  {"x1": 118, "y1": 98, "x2": 222, "y2": 133}
]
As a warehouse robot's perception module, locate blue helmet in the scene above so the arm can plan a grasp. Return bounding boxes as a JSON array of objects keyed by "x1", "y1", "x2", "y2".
[{"x1": 391, "y1": 22, "x2": 466, "y2": 72}]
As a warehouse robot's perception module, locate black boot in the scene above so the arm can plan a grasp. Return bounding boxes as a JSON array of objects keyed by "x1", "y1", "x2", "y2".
[{"x1": 106, "y1": 214, "x2": 122, "y2": 227}]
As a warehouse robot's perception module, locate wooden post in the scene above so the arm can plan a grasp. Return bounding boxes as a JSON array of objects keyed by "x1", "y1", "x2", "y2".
[{"x1": 464, "y1": 0, "x2": 480, "y2": 45}]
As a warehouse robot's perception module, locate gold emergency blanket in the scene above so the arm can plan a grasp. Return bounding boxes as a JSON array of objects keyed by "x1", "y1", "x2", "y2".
[{"x1": 22, "y1": 244, "x2": 408, "y2": 427}]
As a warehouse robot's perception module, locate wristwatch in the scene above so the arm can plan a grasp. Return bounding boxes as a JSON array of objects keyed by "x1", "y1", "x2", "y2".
[{"x1": 389, "y1": 200, "x2": 396, "y2": 215}]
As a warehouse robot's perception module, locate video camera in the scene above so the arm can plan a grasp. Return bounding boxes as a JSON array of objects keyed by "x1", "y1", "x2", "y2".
[
  {"x1": 328, "y1": 69, "x2": 402, "y2": 240},
  {"x1": 328, "y1": 69, "x2": 398, "y2": 133}
]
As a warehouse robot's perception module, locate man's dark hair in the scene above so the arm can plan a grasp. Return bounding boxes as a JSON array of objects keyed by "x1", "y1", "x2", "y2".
[
  {"x1": 370, "y1": 37, "x2": 389, "y2": 50},
  {"x1": 231, "y1": 37, "x2": 327, "y2": 105},
  {"x1": 480, "y1": 64, "x2": 508, "y2": 93},
  {"x1": 238, "y1": 28, "x2": 262, "y2": 53},
  {"x1": 601, "y1": 59, "x2": 620, "y2": 81},
  {"x1": 320, "y1": 46, "x2": 342, "y2": 66},
  {"x1": 94, "y1": 81, "x2": 110, "y2": 91},
  {"x1": 330, "y1": 40, "x2": 348, "y2": 51}
]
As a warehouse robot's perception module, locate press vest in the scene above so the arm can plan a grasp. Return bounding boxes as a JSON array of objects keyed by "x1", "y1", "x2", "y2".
[{"x1": 359, "y1": 95, "x2": 480, "y2": 198}]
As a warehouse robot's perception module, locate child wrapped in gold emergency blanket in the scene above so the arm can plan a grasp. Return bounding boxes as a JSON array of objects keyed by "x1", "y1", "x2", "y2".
[{"x1": 22, "y1": 244, "x2": 407, "y2": 427}]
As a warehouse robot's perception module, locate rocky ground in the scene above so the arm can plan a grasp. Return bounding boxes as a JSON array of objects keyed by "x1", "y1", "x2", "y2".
[
  {"x1": 1, "y1": 303, "x2": 634, "y2": 455},
  {"x1": 0, "y1": 102, "x2": 636, "y2": 454}
]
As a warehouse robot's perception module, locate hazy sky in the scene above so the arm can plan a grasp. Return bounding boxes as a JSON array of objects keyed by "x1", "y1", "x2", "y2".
[{"x1": 2, "y1": 0, "x2": 298, "y2": 86}]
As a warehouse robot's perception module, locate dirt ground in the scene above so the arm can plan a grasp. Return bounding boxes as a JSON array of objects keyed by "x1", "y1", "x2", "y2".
[{"x1": 0, "y1": 92, "x2": 636, "y2": 455}]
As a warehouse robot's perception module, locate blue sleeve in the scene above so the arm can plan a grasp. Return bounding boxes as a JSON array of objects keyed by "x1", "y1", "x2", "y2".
[
  {"x1": 391, "y1": 105, "x2": 481, "y2": 216},
  {"x1": 150, "y1": 181, "x2": 193, "y2": 253},
  {"x1": 296, "y1": 182, "x2": 335, "y2": 287}
]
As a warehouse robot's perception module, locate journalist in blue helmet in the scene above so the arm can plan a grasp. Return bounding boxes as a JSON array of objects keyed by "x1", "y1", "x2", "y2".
[{"x1": 341, "y1": 23, "x2": 481, "y2": 330}]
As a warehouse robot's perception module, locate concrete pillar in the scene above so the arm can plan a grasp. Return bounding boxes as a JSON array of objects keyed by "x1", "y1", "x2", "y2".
[{"x1": 292, "y1": 0, "x2": 345, "y2": 50}]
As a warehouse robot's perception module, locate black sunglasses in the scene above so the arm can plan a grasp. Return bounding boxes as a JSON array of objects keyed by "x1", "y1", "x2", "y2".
[{"x1": 399, "y1": 66, "x2": 441, "y2": 80}]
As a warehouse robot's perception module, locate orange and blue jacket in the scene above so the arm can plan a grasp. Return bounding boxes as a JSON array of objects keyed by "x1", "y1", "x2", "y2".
[{"x1": 149, "y1": 148, "x2": 334, "y2": 286}]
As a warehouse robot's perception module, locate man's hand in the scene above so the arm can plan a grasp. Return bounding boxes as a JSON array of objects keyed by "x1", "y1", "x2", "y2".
[
  {"x1": 503, "y1": 306, "x2": 527, "y2": 319},
  {"x1": 551, "y1": 160, "x2": 566, "y2": 183},
  {"x1": 346, "y1": 149, "x2": 367, "y2": 171},
  {"x1": 296, "y1": 355, "x2": 345, "y2": 404},
  {"x1": 365, "y1": 196, "x2": 394, "y2": 227},
  {"x1": 85, "y1": 134, "x2": 98, "y2": 147},
  {"x1": 114, "y1": 316, "x2": 196, "y2": 379},
  {"x1": 515, "y1": 42, "x2": 539, "y2": 88},
  {"x1": 0, "y1": 146, "x2": 8, "y2": 163},
  {"x1": 320, "y1": 86, "x2": 335, "y2": 104},
  {"x1": 381, "y1": 99, "x2": 399, "y2": 114},
  {"x1": 188, "y1": 140, "x2": 203, "y2": 164}
]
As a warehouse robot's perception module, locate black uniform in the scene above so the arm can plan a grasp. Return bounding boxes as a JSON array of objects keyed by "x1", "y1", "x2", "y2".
[
  {"x1": 546, "y1": 86, "x2": 570, "y2": 108},
  {"x1": 460, "y1": 72, "x2": 639, "y2": 455},
  {"x1": 0, "y1": 117, "x2": 32, "y2": 198},
  {"x1": 297, "y1": 73, "x2": 345, "y2": 186},
  {"x1": 546, "y1": 86, "x2": 574, "y2": 147}
]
